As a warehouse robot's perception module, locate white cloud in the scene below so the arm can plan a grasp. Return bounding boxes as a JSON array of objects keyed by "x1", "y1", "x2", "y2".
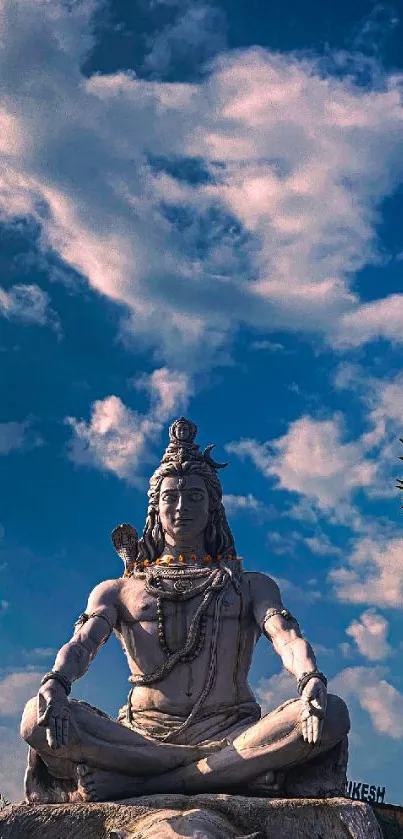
[
  {"x1": 363, "y1": 391, "x2": 403, "y2": 475},
  {"x1": 348, "y1": 3, "x2": 399, "y2": 55},
  {"x1": 227, "y1": 415, "x2": 377, "y2": 511},
  {"x1": 330, "y1": 666, "x2": 403, "y2": 739},
  {"x1": 334, "y1": 294, "x2": 403, "y2": 349},
  {"x1": 222, "y1": 493, "x2": 262, "y2": 515},
  {"x1": 225, "y1": 437, "x2": 271, "y2": 472},
  {"x1": 367, "y1": 379, "x2": 403, "y2": 447},
  {"x1": 0, "y1": 667, "x2": 47, "y2": 799},
  {"x1": 345, "y1": 609, "x2": 392, "y2": 661},
  {"x1": 273, "y1": 575, "x2": 322, "y2": 603},
  {"x1": 0, "y1": 283, "x2": 61, "y2": 336},
  {"x1": 255, "y1": 669, "x2": 296, "y2": 715},
  {"x1": 267, "y1": 531, "x2": 302, "y2": 557},
  {"x1": 330, "y1": 537, "x2": 403, "y2": 607},
  {"x1": 66, "y1": 395, "x2": 159, "y2": 484},
  {"x1": 228, "y1": 404, "x2": 402, "y2": 620},
  {"x1": 285, "y1": 498, "x2": 320, "y2": 524},
  {"x1": 0, "y1": 724, "x2": 28, "y2": 802},
  {"x1": 334, "y1": 366, "x2": 403, "y2": 502},
  {"x1": 265, "y1": 519, "x2": 342, "y2": 559},
  {"x1": 1, "y1": 1, "x2": 403, "y2": 367},
  {"x1": 0, "y1": 422, "x2": 26, "y2": 455},
  {"x1": 334, "y1": 364, "x2": 403, "y2": 450},
  {"x1": 143, "y1": 0, "x2": 225, "y2": 76},
  {"x1": 28, "y1": 648, "x2": 57, "y2": 660},
  {"x1": 362, "y1": 681, "x2": 403, "y2": 738},
  {"x1": 304, "y1": 534, "x2": 342, "y2": 557},
  {"x1": 0, "y1": 419, "x2": 42, "y2": 455},
  {"x1": 250, "y1": 340, "x2": 285, "y2": 352},
  {"x1": 66, "y1": 368, "x2": 191, "y2": 483},
  {"x1": 133, "y1": 367, "x2": 191, "y2": 419},
  {"x1": 18, "y1": 647, "x2": 57, "y2": 662},
  {"x1": 227, "y1": 369, "x2": 403, "y2": 536},
  {"x1": 311, "y1": 642, "x2": 334, "y2": 659},
  {"x1": 0, "y1": 671, "x2": 41, "y2": 717}
]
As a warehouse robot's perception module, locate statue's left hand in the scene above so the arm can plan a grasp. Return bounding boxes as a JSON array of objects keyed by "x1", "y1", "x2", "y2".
[
  {"x1": 37, "y1": 683, "x2": 71, "y2": 750},
  {"x1": 300, "y1": 677, "x2": 327, "y2": 745}
]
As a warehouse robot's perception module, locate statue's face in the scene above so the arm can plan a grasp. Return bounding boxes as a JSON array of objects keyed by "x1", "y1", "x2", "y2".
[
  {"x1": 159, "y1": 475, "x2": 209, "y2": 544},
  {"x1": 175, "y1": 422, "x2": 191, "y2": 441}
]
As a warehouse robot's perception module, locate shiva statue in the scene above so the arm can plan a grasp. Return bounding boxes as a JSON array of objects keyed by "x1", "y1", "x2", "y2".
[{"x1": 20, "y1": 417, "x2": 350, "y2": 803}]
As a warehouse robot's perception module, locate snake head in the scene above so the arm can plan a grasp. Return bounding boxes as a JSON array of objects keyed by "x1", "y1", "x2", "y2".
[{"x1": 111, "y1": 523, "x2": 139, "y2": 572}]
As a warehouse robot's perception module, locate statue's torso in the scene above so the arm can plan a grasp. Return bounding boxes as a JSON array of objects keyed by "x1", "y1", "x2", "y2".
[{"x1": 114, "y1": 570, "x2": 262, "y2": 717}]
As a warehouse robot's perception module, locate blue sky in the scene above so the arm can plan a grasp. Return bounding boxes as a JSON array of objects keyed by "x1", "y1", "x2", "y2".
[{"x1": 1, "y1": 0, "x2": 403, "y2": 804}]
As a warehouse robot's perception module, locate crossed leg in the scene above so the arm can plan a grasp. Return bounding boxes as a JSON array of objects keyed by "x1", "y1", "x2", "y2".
[
  {"x1": 137, "y1": 693, "x2": 350, "y2": 796},
  {"x1": 20, "y1": 697, "x2": 224, "y2": 802},
  {"x1": 20, "y1": 694, "x2": 350, "y2": 802},
  {"x1": 74, "y1": 694, "x2": 350, "y2": 800}
]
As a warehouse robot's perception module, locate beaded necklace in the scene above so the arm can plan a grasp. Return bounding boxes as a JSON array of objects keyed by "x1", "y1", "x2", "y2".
[
  {"x1": 126, "y1": 562, "x2": 242, "y2": 742},
  {"x1": 148, "y1": 566, "x2": 224, "y2": 658},
  {"x1": 123, "y1": 553, "x2": 242, "y2": 574}
]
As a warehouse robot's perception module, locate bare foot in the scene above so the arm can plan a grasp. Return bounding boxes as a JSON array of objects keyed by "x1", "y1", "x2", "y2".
[
  {"x1": 77, "y1": 764, "x2": 142, "y2": 802},
  {"x1": 246, "y1": 770, "x2": 285, "y2": 796}
]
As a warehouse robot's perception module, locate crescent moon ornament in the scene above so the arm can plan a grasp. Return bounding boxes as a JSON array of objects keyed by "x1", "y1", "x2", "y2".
[{"x1": 202, "y1": 443, "x2": 229, "y2": 470}]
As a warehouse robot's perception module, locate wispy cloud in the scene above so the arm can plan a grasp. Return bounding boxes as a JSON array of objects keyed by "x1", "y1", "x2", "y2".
[
  {"x1": 228, "y1": 362, "x2": 403, "y2": 537},
  {"x1": 0, "y1": 664, "x2": 44, "y2": 802},
  {"x1": 304, "y1": 533, "x2": 342, "y2": 557},
  {"x1": 1, "y1": 1, "x2": 403, "y2": 368},
  {"x1": 255, "y1": 669, "x2": 296, "y2": 715},
  {"x1": 227, "y1": 415, "x2": 377, "y2": 512},
  {"x1": 65, "y1": 395, "x2": 159, "y2": 484},
  {"x1": 0, "y1": 283, "x2": 61, "y2": 336},
  {"x1": 272, "y1": 575, "x2": 322, "y2": 603},
  {"x1": 333, "y1": 294, "x2": 403, "y2": 351},
  {"x1": 0, "y1": 671, "x2": 41, "y2": 717},
  {"x1": 21, "y1": 647, "x2": 57, "y2": 662},
  {"x1": 0, "y1": 419, "x2": 43, "y2": 456},
  {"x1": 222, "y1": 493, "x2": 263, "y2": 515},
  {"x1": 131, "y1": 367, "x2": 191, "y2": 418},
  {"x1": 334, "y1": 364, "x2": 403, "y2": 498},
  {"x1": 0, "y1": 667, "x2": 57, "y2": 803},
  {"x1": 65, "y1": 368, "x2": 191, "y2": 483},
  {"x1": 345, "y1": 609, "x2": 392, "y2": 661},
  {"x1": 331, "y1": 666, "x2": 403, "y2": 739},
  {"x1": 249, "y1": 340, "x2": 285, "y2": 352},
  {"x1": 266, "y1": 530, "x2": 302, "y2": 557},
  {"x1": 330, "y1": 536, "x2": 403, "y2": 607},
  {"x1": 143, "y1": 0, "x2": 226, "y2": 77},
  {"x1": 267, "y1": 526, "x2": 341, "y2": 559},
  {"x1": 348, "y1": 2, "x2": 399, "y2": 56},
  {"x1": 0, "y1": 725, "x2": 28, "y2": 802}
]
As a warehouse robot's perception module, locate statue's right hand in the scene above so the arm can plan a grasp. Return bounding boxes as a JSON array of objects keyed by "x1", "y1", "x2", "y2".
[{"x1": 37, "y1": 683, "x2": 71, "y2": 750}]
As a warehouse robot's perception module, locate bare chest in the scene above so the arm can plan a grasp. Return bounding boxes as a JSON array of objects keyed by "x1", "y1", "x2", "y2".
[
  {"x1": 117, "y1": 575, "x2": 249, "y2": 626},
  {"x1": 114, "y1": 573, "x2": 259, "y2": 704}
]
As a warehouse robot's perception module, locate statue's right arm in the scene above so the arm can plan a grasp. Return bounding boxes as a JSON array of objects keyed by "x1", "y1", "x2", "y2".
[
  {"x1": 50, "y1": 579, "x2": 120, "y2": 683},
  {"x1": 36, "y1": 580, "x2": 120, "y2": 749}
]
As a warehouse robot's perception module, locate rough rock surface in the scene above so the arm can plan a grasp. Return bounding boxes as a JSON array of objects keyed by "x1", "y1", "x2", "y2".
[{"x1": 0, "y1": 795, "x2": 383, "y2": 839}]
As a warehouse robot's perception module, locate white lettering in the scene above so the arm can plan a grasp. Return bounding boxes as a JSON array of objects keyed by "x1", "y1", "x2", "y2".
[{"x1": 345, "y1": 780, "x2": 386, "y2": 804}]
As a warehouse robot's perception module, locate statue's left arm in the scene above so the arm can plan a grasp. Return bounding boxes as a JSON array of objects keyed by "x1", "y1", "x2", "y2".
[{"x1": 248, "y1": 572, "x2": 327, "y2": 745}]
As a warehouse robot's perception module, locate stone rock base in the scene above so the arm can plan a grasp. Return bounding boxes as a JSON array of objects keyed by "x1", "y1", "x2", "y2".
[{"x1": 0, "y1": 795, "x2": 383, "y2": 839}]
